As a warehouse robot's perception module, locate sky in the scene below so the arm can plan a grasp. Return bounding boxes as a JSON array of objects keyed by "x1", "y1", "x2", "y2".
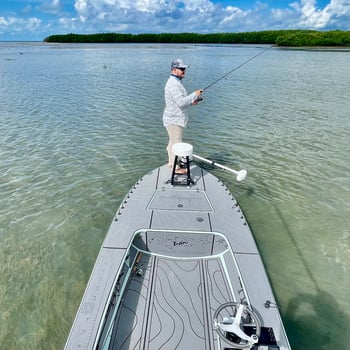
[{"x1": 0, "y1": 0, "x2": 349, "y2": 41}]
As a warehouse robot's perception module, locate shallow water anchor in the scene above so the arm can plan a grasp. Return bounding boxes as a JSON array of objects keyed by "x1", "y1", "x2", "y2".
[{"x1": 193, "y1": 154, "x2": 247, "y2": 181}]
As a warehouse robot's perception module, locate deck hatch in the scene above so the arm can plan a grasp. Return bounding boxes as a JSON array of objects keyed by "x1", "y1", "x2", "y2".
[
  {"x1": 146, "y1": 231, "x2": 215, "y2": 257},
  {"x1": 148, "y1": 189, "x2": 213, "y2": 212}
]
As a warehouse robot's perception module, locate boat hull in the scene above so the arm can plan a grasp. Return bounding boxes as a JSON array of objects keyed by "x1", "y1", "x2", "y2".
[{"x1": 65, "y1": 164, "x2": 291, "y2": 350}]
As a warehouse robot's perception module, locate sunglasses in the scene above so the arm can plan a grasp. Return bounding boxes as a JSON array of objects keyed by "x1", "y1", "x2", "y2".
[{"x1": 177, "y1": 67, "x2": 186, "y2": 71}]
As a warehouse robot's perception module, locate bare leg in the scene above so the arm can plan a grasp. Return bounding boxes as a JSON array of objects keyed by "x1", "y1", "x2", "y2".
[{"x1": 165, "y1": 125, "x2": 183, "y2": 167}]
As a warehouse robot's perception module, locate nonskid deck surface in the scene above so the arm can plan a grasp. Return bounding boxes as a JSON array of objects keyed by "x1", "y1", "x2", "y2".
[{"x1": 109, "y1": 253, "x2": 233, "y2": 350}]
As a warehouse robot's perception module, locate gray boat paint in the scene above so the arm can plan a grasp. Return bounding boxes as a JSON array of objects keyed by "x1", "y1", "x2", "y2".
[{"x1": 65, "y1": 163, "x2": 291, "y2": 350}]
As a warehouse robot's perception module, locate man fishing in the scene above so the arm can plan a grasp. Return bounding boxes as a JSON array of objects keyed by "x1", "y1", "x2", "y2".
[{"x1": 163, "y1": 58, "x2": 203, "y2": 174}]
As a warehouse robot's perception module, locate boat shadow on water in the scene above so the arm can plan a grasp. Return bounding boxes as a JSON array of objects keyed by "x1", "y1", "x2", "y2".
[
  {"x1": 285, "y1": 290, "x2": 350, "y2": 349},
  {"x1": 251, "y1": 180, "x2": 350, "y2": 349}
]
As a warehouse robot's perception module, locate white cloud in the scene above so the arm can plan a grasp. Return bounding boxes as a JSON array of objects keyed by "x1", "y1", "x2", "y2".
[
  {"x1": 221, "y1": 6, "x2": 246, "y2": 25},
  {"x1": 290, "y1": 0, "x2": 350, "y2": 29},
  {"x1": 1, "y1": 0, "x2": 349, "y2": 40},
  {"x1": 22, "y1": 5, "x2": 34, "y2": 15},
  {"x1": 38, "y1": 0, "x2": 62, "y2": 15},
  {"x1": 135, "y1": 0, "x2": 165, "y2": 13},
  {"x1": 0, "y1": 16, "x2": 42, "y2": 33},
  {"x1": 42, "y1": 0, "x2": 337, "y2": 34}
]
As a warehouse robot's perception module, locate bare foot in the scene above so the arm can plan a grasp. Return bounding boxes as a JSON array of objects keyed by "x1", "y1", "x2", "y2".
[{"x1": 175, "y1": 168, "x2": 187, "y2": 175}]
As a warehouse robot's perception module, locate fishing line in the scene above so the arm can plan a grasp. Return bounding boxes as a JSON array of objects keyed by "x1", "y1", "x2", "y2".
[{"x1": 199, "y1": 45, "x2": 272, "y2": 98}]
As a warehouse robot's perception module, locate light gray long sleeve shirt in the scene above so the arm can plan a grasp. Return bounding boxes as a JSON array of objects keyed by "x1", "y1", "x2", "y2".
[{"x1": 162, "y1": 75, "x2": 197, "y2": 127}]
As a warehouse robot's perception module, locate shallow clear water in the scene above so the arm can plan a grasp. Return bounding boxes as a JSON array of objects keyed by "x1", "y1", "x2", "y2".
[{"x1": 0, "y1": 42, "x2": 349, "y2": 349}]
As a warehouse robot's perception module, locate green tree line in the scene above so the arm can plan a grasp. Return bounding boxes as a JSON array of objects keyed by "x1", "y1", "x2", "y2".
[{"x1": 44, "y1": 30, "x2": 350, "y2": 47}]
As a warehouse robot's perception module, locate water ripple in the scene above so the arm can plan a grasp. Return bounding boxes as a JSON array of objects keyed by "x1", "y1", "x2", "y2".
[{"x1": 1, "y1": 43, "x2": 349, "y2": 350}]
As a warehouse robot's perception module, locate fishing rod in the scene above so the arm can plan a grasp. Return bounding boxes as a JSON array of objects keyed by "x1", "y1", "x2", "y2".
[{"x1": 198, "y1": 45, "x2": 272, "y2": 100}]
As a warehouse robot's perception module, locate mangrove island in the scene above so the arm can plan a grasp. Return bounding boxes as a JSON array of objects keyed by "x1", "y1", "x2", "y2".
[{"x1": 44, "y1": 30, "x2": 350, "y2": 47}]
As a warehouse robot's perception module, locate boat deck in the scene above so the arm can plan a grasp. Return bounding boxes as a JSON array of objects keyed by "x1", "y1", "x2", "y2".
[
  {"x1": 109, "y1": 252, "x2": 233, "y2": 350},
  {"x1": 65, "y1": 164, "x2": 291, "y2": 350}
]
